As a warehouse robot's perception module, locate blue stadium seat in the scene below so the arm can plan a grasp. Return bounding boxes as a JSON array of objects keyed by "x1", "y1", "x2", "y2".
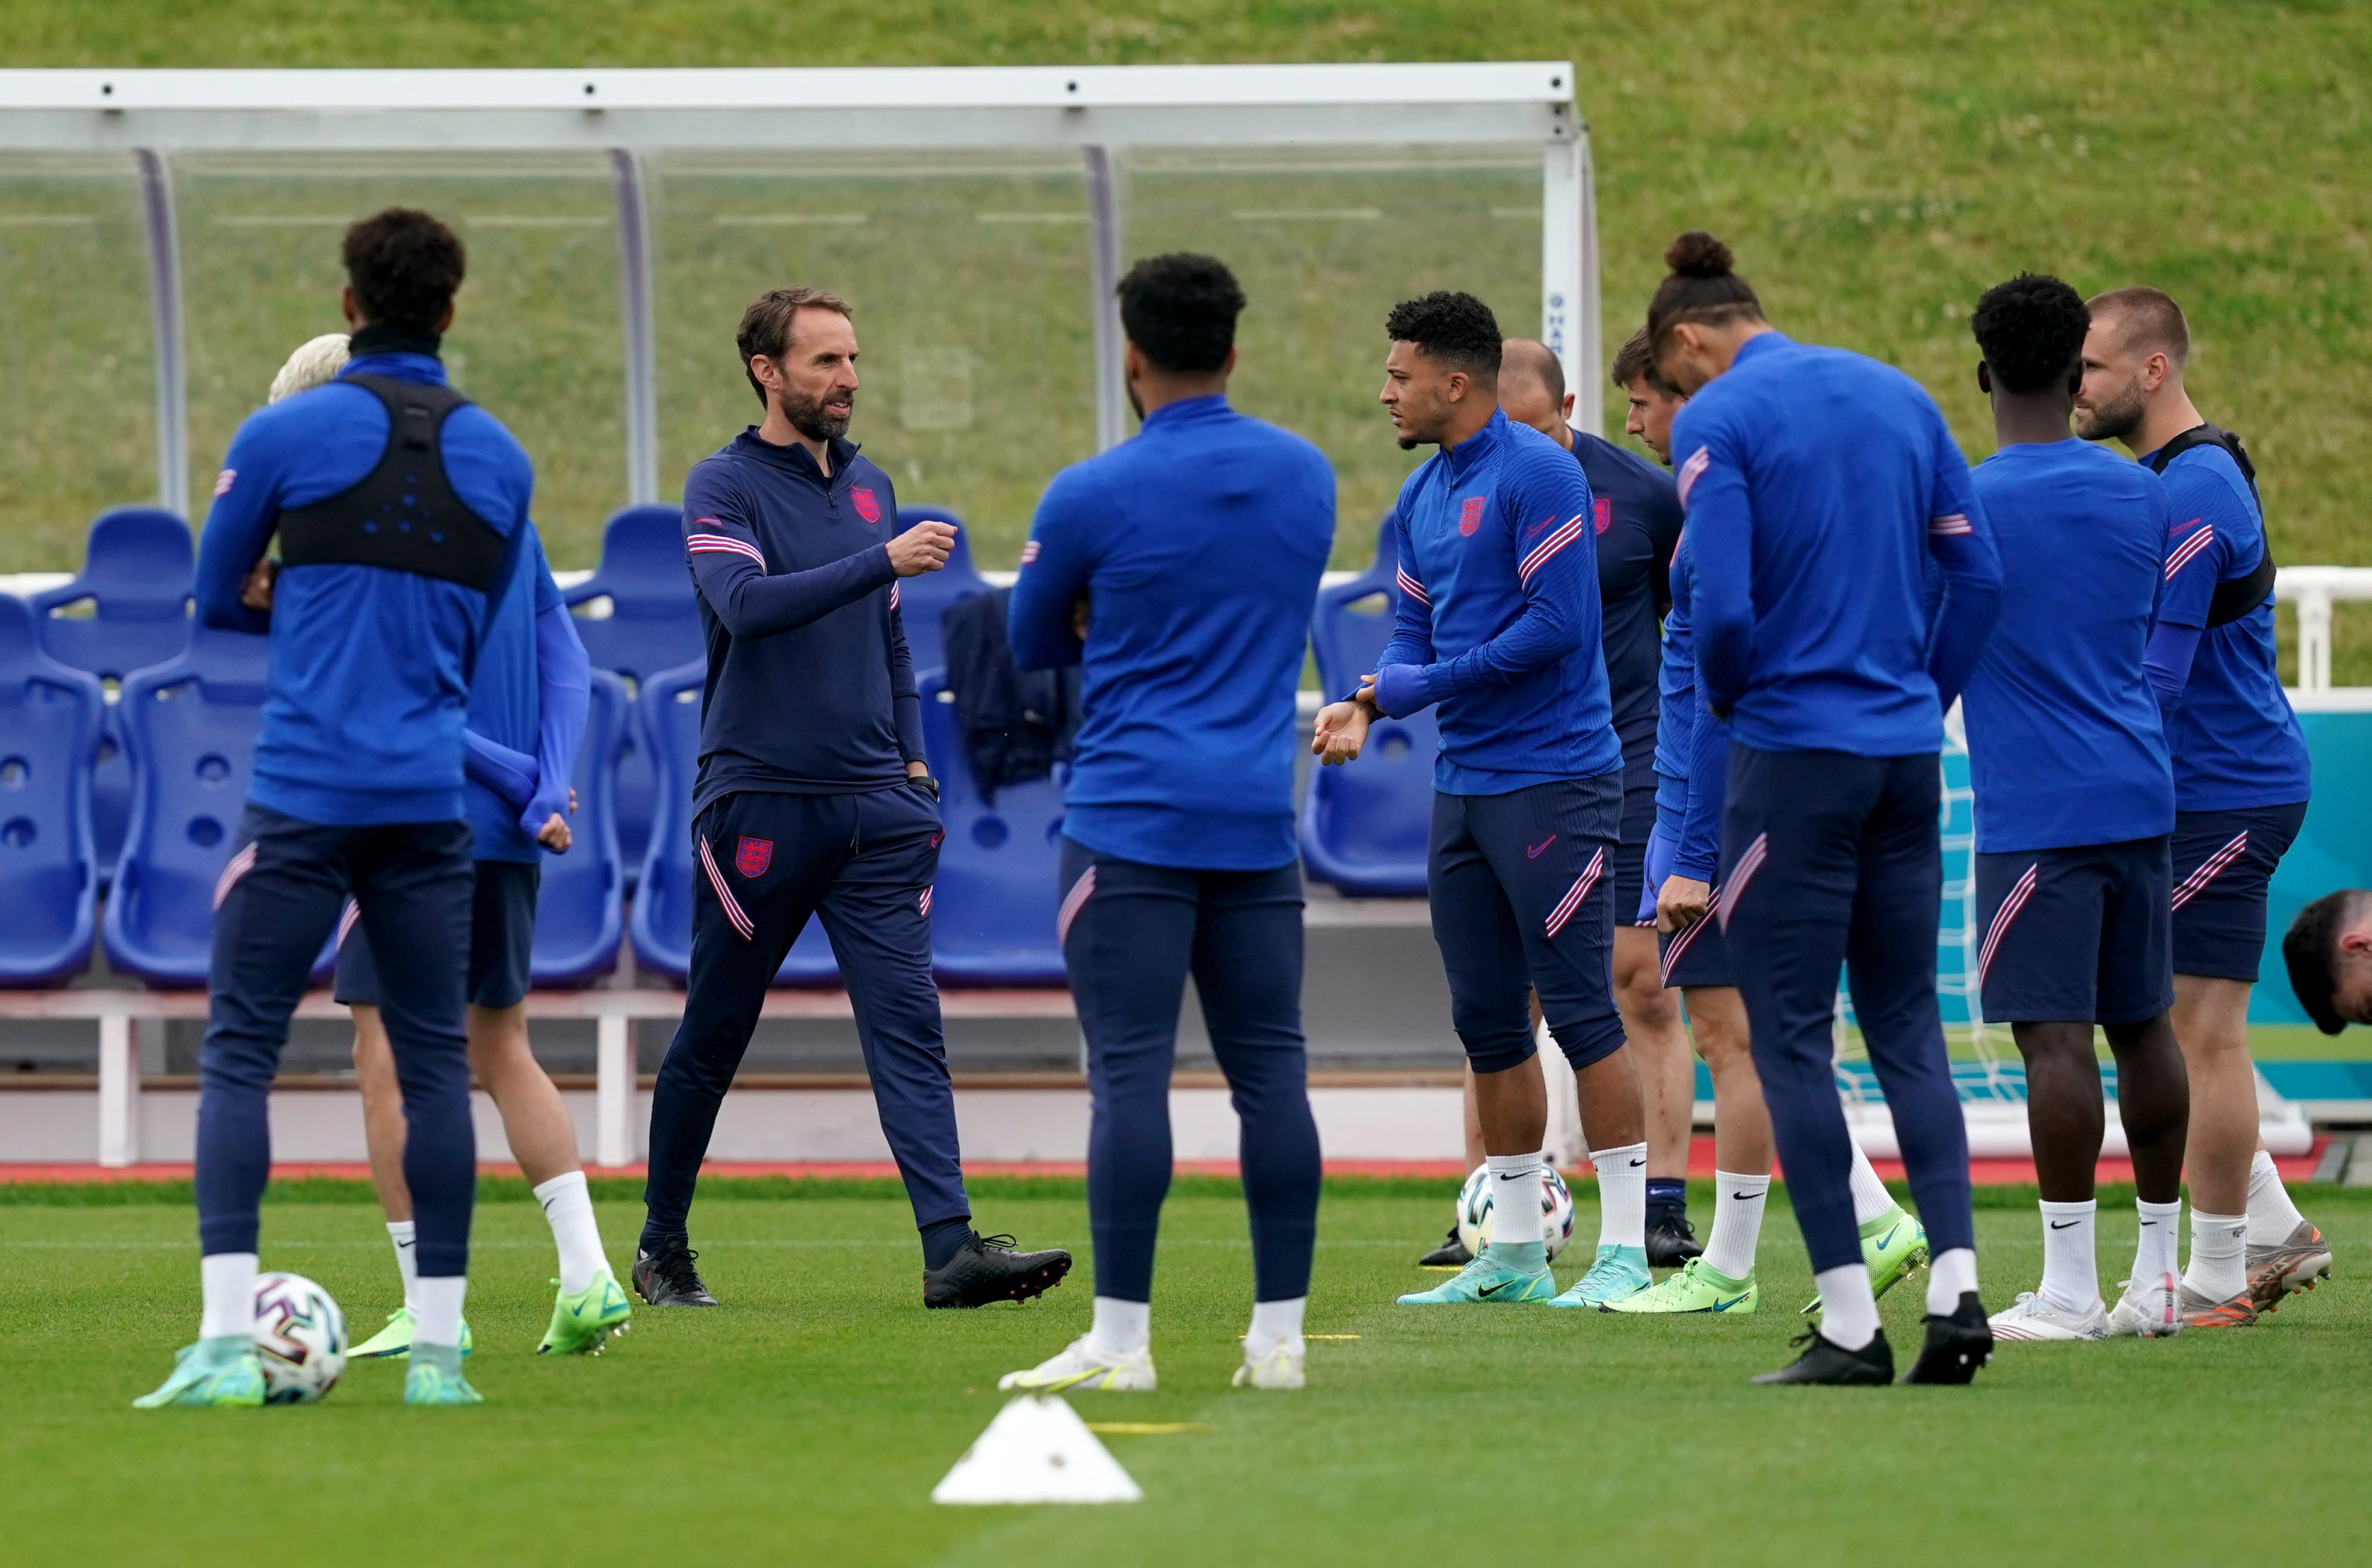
[
  {"x1": 891, "y1": 507, "x2": 990, "y2": 679},
  {"x1": 103, "y1": 628, "x2": 333, "y2": 988},
  {"x1": 29, "y1": 508, "x2": 196, "y2": 875},
  {"x1": 561, "y1": 505, "x2": 703, "y2": 882},
  {"x1": 1300, "y1": 529, "x2": 1439, "y2": 897},
  {"x1": 527, "y1": 670, "x2": 628, "y2": 987},
  {"x1": 919, "y1": 668, "x2": 1068, "y2": 986},
  {"x1": 0, "y1": 596, "x2": 104, "y2": 985}
]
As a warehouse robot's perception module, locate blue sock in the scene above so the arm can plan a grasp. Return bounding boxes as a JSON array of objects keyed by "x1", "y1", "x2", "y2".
[
  {"x1": 920, "y1": 1216, "x2": 977, "y2": 1271},
  {"x1": 1646, "y1": 1178, "x2": 1688, "y2": 1227}
]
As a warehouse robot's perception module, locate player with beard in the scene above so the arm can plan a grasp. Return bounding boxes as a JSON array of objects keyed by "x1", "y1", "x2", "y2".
[
  {"x1": 2075, "y1": 286, "x2": 2326, "y2": 1325},
  {"x1": 633, "y1": 286, "x2": 1070, "y2": 1312}
]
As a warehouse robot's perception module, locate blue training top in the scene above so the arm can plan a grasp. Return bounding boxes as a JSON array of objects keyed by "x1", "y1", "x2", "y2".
[
  {"x1": 1961, "y1": 439, "x2": 2175, "y2": 854},
  {"x1": 2148, "y1": 443, "x2": 2311, "y2": 811},
  {"x1": 463, "y1": 526, "x2": 590, "y2": 862},
  {"x1": 1573, "y1": 429, "x2": 1683, "y2": 769},
  {"x1": 1652, "y1": 528, "x2": 1732, "y2": 884},
  {"x1": 1676, "y1": 332, "x2": 2002, "y2": 756},
  {"x1": 679, "y1": 429, "x2": 925, "y2": 819},
  {"x1": 1373, "y1": 409, "x2": 1622, "y2": 794},
  {"x1": 194, "y1": 350, "x2": 532, "y2": 827},
  {"x1": 1010, "y1": 395, "x2": 1335, "y2": 871}
]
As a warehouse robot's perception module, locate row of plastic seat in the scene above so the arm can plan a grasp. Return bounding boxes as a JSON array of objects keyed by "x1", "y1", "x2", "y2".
[{"x1": 0, "y1": 501, "x2": 1434, "y2": 988}]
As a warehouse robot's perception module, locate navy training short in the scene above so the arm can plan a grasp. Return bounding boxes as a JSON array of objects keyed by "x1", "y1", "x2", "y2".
[
  {"x1": 1639, "y1": 819, "x2": 1732, "y2": 988},
  {"x1": 1974, "y1": 836, "x2": 2172, "y2": 1026},
  {"x1": 2169, "y1": 801, "x2": 2309, "y2": 981},
  {"x1": 335, "y1": 857, "x2": 540, "y2": 1011},
  {"x1": 1610, "y1": 755, "x2": 1658, "y2": 925}
]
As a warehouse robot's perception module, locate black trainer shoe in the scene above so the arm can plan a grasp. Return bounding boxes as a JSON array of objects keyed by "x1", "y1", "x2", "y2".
[
  {"x1": 1418, "y1": 1224, "x2": 1472, "y2": 1269},
  {"x1": 922, "y1": 1233, "x2": 1072, "y2": 1309},
  {"x1": 1646, "y1": 1209, "x2": 1703, "y2": 1268},
  {"x1": 632, "y1": 1238, "x2": 718, "y2": 1307},
  {"x1": 1750, "y1": 1327, "x2": 1895, "y2": 1385},
  {"x1": 1901, "y1": 1290, "x2": 1993, "y2": 1384}
]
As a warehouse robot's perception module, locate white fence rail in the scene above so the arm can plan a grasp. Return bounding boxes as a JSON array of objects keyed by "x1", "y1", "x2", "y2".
[{"x1": 2275, "y1": 565, "x2": 2372, "y2": 702}]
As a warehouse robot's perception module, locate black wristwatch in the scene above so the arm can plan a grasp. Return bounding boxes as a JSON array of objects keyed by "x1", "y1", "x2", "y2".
[{"x1": 912, "y1": 773, "x2": 940, "y2": 799}]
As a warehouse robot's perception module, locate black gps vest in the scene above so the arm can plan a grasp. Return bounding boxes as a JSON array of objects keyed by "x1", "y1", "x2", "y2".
[
  {"x1": 2146, "y1": 423, "x2": 2275, "y2": 628},
  {"x1": 276, "y1": 373, "x2": 507, "y2": 593}
]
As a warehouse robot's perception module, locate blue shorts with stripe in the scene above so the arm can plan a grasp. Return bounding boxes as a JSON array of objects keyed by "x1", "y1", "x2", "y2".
[
  {"x1": 2170, "y1": 801, "x2": 2308, "y2": 981},
  {"x1": 1974, "y1": 837, "x2": 2172, "y2": 1026},
  {"x1": 1427, "y1": 771, "x2": 1626, "y2": 1075},
  {"x1": 1638, "y1": 819, "x2": 1732, "y2": 988}
]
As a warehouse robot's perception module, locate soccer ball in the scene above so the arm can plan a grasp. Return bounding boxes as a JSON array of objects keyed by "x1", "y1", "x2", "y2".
[
  {"x1": 1454, "y1": 1162, "x2": 1576, "y2": 1261},
  {"x1": 252, "y1": 1271, "x2": 347, "y2": 1404}
]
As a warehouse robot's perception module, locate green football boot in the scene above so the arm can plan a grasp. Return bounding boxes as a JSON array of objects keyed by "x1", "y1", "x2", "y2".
[
  {"x1": 133, "y1": 1336, "x2": 266, "y2": 1409},
  {"x1": 1397, "y1": 1243, "x2": 1557, "y2": 1304},
  {"x1": 537, "y1": 1270, "x2": 633, "y2": 1356},
  {"x1": 1546, "y1": 1244, "x2": 1653, "y2": 1309},
  {"x1": 350, "y1": 1305, "x2": 474, "y2": 1359},
  {"x1": 1599, "y1": 1256, "x2": 1759, "y2": 1314},
  {"x1": 403, "y1": 1342, "x2": 483, "y2": 1406},
  {"x1": 1799, "y1": 1206, "x2": 1930, "y2": 1315}
]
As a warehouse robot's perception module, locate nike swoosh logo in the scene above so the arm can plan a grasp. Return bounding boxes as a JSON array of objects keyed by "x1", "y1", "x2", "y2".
[
  {"x1": 1629, "y1": 1158, "x2": 1646, "y2": 1167},
  {"x1": 2049, "y1": 1220, "x2": 2081, "y2": 1230},
  {"x1": 1477, "y1": 1279, "x2": 1520, "y2": 1298},
  {"x1": 1713, "y1": 1294, "x2": 1748, "y2": 1311},
  {"x1": 1527, "y1": 835, "x2": 1557, "y2": 859},
  {"x1": 1733, "y1": 1191, "x2": 1760, "y2": 1199}
]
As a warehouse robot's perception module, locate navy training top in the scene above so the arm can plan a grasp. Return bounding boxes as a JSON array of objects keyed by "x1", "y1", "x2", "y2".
[
  {"x1": 1010, "y1": 395, "x2": 1335, "y2": 871},
  {"x1": 679, "y1": 429, "x2": 925, "y2": 818},
  {"x1": 194, "y1": 350, "x2": 532, "y2": 827},
  {"x1": 1962, "y1": 439, "x2": 2175, "y2": 854},
  {"x1": 1374, "y1": 409, "x2": 1622, "y2": 794},
  {"x1": 465, "y1": 525, "x2": 576, "y2": 862},
  {"x1": 1675, "y1": 332, "x2": 2003, "y2": 756},
  {"x1": 1652, "y1": 528, "x2": 1732, "y2": 884},
  {"x1": 2149, "y1": 443, "x2": 2311, "y2": 811},
  {"x1": 1572, "y1": 428, "x2": 1682, "y2": 769}
]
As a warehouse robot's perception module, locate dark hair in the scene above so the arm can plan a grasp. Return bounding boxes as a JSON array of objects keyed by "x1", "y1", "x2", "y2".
[
  {"x1": 2087, "y1": 284, "x2": 2191, "y2": 370},
  {"x1": 1609, "y1": 325, "x2": 1678, "y2": 397},
  {"x1": 737, "y1": 285, "x2": 855, "y2": 407},
  {"x1": 1646, "y1": 231, "x2": 1763, "y2": 353},
  {"x1": 1385, "y1": 291, "x2": 1502, "y2": 382},
  {"x1": 342, "y1": 208, "x2": 466, "y2": 335},
  {"x1": 2283, "y1": 890, "x2": 2363, "y2": 1036},
  {"x1": 1117, "y1": 253, "x2": 1244, "y2": 374},
  {"x1": 1969, "y1": 273, "x2": 2093, "y2": 395}
]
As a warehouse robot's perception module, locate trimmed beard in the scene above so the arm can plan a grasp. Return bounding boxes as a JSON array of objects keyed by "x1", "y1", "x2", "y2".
[
  {"x1": 2075, "y1": 375, "x2": 2145, "y2": 443},
  {"x1": 782, "y1": 384, "x2": 854, "y2": 443}
]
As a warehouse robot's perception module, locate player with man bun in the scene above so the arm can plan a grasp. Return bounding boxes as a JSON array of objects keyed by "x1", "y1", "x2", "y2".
[{"x1": 1654, "y1": 232, "x2": 2002, "y2": 1384}]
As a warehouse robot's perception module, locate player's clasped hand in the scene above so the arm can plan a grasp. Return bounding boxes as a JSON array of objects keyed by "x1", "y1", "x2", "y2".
[
  {"x1": 1655, "y1": 874, "x2": 1711, "y2": 934},
  {"x1": 239, "y1": 557, "x2": 279, "y2": 613},
  {"x1": 886, "y1": 519, "x2": 957, "y2": 578},
  {"x1": 1310, "y1": 685, "x2": 1376, "y2": 767}
]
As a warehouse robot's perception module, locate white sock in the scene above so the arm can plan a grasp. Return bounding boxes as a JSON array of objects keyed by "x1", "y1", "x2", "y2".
[
  {"x1": 533, "y1": 1170, "x2": 608, "y2": 1295},
  {"x1": 1590, "y1": 1141, "x2": 1648, "y2": 1252},
  {"x1": 2133, "y1": 1197, "x2": 2181, "y2": 1283},
  {"x1": 1847, "y1": 1138, "x2": 1896, "y2": 1226},
  {"x1": 1090, "y1": 1295, "x2": 1150, "y2": 1357},
  {"x1": 1246, "y1": 1297, "x2": 1306, "y2": 1357},
  {"x1": 1814, "y1": 1263, "x2": 1881, "y2": 1350},
  {"x1": 2246, "y1": 1149, "x2": 2306, "y2": 1243},
  {"x1": 386, "y1": 1220, "x2": 419, "y2": 1312},
  {"x1": 1928, "y1": 1246, "x2": 1978, "y2": 1315},
  {"x1": 1486, "y1": 1152, "x2": 1545, "y2": 1248},
  {"x1": 2038, "y1": 1199, "x2": 2099, "y2": 1313},
  {"x1": 413, "y1": 1274, "x2": 468, "y2": 1350},
  {"x1": 2184, "y1": 1209, "x2": 2248, "y2": 1302},
  {"x1": 1702, "y1": 1171, "x2": 1768, "y2": 1282},
  {"x1": 199, "y1": 1252, "x2": 259, "y2": 1341}
]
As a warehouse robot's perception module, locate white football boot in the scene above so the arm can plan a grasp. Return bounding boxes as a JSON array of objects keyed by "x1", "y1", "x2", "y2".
[
  {"x1": 998, "y1": 1334, "x2": 1157, "y2": 1393},
  {"x1": 2105, "y1": 1272, "x2": 2183, "y2": 1338},
  {"x1": 1232, "y1": 1337, "x2": 1306, "y2": 1391},
  {"x1": 1987, "y1": 1289, "x2": 2110, "y2": 1341}
]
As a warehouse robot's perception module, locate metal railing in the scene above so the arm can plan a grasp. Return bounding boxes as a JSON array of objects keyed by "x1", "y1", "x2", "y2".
[{"x1": 2275, "y1": 565, "x2": 2372, "y2": 699}]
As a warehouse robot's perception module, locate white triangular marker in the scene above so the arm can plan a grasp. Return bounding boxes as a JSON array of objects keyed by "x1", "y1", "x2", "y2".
[{"x1": 931, "y1": 1395, "x2": 1143, "y2": 1505}]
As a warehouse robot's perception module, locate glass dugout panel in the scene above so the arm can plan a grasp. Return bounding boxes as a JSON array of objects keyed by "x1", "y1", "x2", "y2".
[
  {"x1": 174, "y1": 153, "x2": 625, "y2": 569},
  {"x1": 0, "y1": 155, "x2": 156, "y2": 570},
  {"x1": 647, "y1": 150, "x2": 1096, "y2": 569},
  {"x1": 1116, "y1": 145, "x2": 1543, "y2": 569}
]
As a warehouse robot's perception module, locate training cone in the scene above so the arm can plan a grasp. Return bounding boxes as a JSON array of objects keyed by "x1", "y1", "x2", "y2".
[{"x1": 931, "y1": 1395, "x2": 1143, "y2": 1505}]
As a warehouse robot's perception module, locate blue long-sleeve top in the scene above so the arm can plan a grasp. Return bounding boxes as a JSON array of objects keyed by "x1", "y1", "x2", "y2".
[
  {"x1": 1010, "y1": 395, "x2": 1335, "y2": 871},
  {"x1": 2140, "y1": 442, "x2": 2311, "y2": 810},
  {"x1": 680, "y1": 429, "x2": 925, "y2": 819},
  {"x1": 455, "y1": 523, "x2": 591, "y2": 862},
  {"x1": 194, "y1": 350, "x2": 531, "y2": 826},
  {"x1": 1675, "y1": 333, "x2": 2002, "y2": 756},
  {"x1": 1370, "y1": 409, "x2": 1622, "y2": 794},
  {"x1": 1572, "y1": 430, "x2": 1684, "y2": 767},
  {"x1": 1649, "y1": 528, "x2": 1732, "y2": 883}
]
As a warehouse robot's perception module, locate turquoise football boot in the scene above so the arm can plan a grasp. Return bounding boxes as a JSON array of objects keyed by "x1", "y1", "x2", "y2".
[
  {"x1": 133, "y1": 1336, "x2": 265, "y2": 1409},
  {"x1": 1546, "y1": 1244, "x2": 1653, "y2": 1309},
  {"x1": 403, "y1": 1342, "x2": 483, "y2": 1406},
  {"x1": 1397, "y1": 1243, "x2": 1557, "y2": 1304}
]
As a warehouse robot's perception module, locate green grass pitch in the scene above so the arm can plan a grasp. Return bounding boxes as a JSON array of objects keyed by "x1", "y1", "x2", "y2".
[{"x1": 5, "y1": 1178, "x2": 2367, "y2": 1565}]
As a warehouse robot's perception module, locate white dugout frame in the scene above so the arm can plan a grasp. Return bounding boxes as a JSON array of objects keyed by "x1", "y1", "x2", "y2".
[{"x1": 0, "y1": 64, "x2": 1598, "y2": 516}]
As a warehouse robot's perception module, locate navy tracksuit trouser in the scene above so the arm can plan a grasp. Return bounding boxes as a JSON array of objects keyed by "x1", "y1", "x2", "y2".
[
  {"x1": 1058, "y1": 838, "x2": 1321, "y2": 1304},
  {"x1": 1719, "y1": 745, "x2": 1975, "y2": 1276},
  {"x1": 199, "y1": 804, "x2": 477, "y2": 1275},
  {"x1": 643, "y1": 785, "x2": 969, "y2": 1241}
]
